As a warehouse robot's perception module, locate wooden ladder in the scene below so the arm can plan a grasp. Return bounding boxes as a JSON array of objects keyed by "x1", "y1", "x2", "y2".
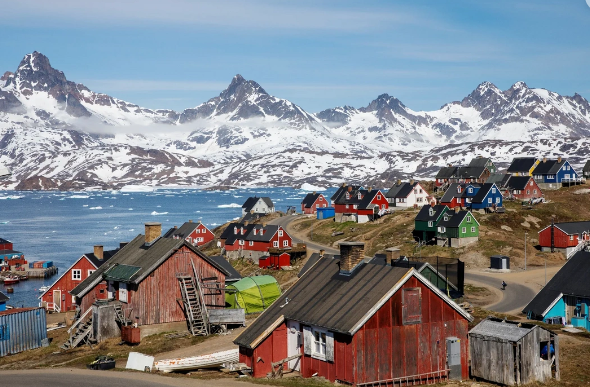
[
  {"x1": 114, "y1": 303, "x2": 131, "y2": 326},
  {"x1": 177, "y1": 270, "x2": 209, "y2": 336}
]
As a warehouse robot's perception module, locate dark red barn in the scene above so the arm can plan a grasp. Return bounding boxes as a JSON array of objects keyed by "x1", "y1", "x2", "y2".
[
  {"x1": 71, "y1": 222, "x2": 231, "y2": 326},
  {"x1": 164, "y1": 220, "x2": 215, "y2": 247},
  {"x1": 504, "y1": 176, "x2": 542, "y2": 200},
  {"x1": 235, "y1": 242, "x2": 472, "y2": 384},
  {"x1": 301, "y1": 192, "x2": 329, "y2": 214}
]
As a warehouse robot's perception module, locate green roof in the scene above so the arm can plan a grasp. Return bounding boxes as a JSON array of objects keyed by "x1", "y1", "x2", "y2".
[{"x1": 103, "y1": 264, "x2": 141, "y2": 282}]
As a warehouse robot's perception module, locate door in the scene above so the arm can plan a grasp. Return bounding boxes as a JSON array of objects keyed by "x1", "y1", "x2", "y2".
[
  {"x1": 287, "y1": 320, "x2": 301, "y2": 371},
  {"x1": 53, "y1": 290, "x2": 61, "y2": 312},
  {"x1": 108, "y1": 281, "x2": 115, "y2": 299},
  {"x1": 119, "y1": 282, "x2": 128, "y2": 303}
]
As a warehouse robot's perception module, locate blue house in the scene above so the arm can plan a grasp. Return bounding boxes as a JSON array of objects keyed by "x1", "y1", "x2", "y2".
[
  {"x1": 316, "y1": 207, "x2": 335, "y2": 220},
  {"x1": 532, "y1": 157, "x2": 579, "y2": 187},
  {"x1": 523, "y1": 250, "x2": 590, "y2": 330},
  {"x1": 0, "y1": 291, "x2": 8, "y2": 312},
  {"x1": 465, "y1": 183, "x2": 503, "y2": 210}
]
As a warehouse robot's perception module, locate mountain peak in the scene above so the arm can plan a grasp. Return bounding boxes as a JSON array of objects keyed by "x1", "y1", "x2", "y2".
[
  {"x1": 219, "y1": 74, "x2": 268, "y2": 101},
  {"x1": 13, "y1": 51, "x2": 68, "y2": 94}
]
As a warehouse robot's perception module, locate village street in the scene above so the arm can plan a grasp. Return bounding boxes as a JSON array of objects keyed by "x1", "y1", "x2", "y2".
[
  {"x1": 0, "y1": 368, "x2": 258, "y2": 386},
  {"x1": 271, "y1": 214, "x2": 556, "y2": 315}
]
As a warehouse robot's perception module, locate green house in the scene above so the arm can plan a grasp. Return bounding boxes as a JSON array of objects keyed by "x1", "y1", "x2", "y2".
[
  {"x1": 435, "y1": 209, "x2": 479, "y2": 247},
  {"x1": 413, "y1": 204, "x2": 449, "y2": 243}
]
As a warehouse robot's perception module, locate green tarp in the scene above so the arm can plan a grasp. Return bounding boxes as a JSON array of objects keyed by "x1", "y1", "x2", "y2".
[{"x1": 225, "y1": 275, "x2": 281, "y2": 314}]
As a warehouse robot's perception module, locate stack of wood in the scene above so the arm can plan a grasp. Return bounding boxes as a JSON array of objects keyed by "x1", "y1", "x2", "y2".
[{"x1": 458, "y1": 301, "x2": 474, "y2": 314}]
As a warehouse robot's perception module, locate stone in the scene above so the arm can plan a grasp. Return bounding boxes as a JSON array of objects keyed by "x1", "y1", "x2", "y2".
[{"x1": 501, "y1": 225, "x2": 513, "y2": 232}]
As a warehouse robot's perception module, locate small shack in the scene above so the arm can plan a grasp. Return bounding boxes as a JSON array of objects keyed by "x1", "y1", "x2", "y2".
[
  {"x1": 0, "y1": 307, "x2": 48, "y2": 357},
  {"x1": 469, "y1": 317, "x2": 559, "y2": 386},
  {"x1": 225, "y1": 275, "x2": 281, "y2": 314},
  {"x1": 316, "y1": 207, "x2": 335, "y2": 220},
  {"x1": 490, "y1": 255, "x2": 510, "y2": 270}
]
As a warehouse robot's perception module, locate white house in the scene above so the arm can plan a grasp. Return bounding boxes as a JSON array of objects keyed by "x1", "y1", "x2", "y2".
[
  {"x1": 385, "y1": 180, "x2": 431, "y2": 208},
  {"x1": 241, "y1": 197, "x2": 275, "y2": 217}
]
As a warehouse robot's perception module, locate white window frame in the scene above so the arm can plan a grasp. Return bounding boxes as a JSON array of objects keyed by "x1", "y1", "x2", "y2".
[
  {"x1": 197, "y1": 237, "x2": 204, "y2": 243},
  {"x1": 377, "y1": 194, "x2": 381, "y2": 200},
  {"x1": 119, "y1": 282, "x2": 128, "y2": 303},
  {"x1": 72, "y1": 269, "x2": 81, "y2": 280},
  {"x1": 428, "y1": 221, "x2": 433, "y2": 227},
  {"x1": 492, "y1": 188, "x2": 496, "y2": 194},
  {"x1": 496, "y1": 197, "x2": 501, "y2": 203},
  {"x1": 312, "y1": 328, "x2": 327, "y2": 360},
  {"x1": 273, "y1": 241, "x2": 279, "y2": 248},
  {"x1": 283, "y1": 240, "x2": 289, "y2": 247},
  {"x1": 570, "y1": 235, "x2": 574, "y2": 241},
  {"x1": 239, "y1": 239, "x2": 245, "y2": 246},
  {"x1": 468, "y1": 188, "x2": 473, "y2": 193},
  {"x1": 88, "y1": 269, "x2": 95, "y2": 277},
  {"x1": 278, "y1": 230, "x2": 284, "y2": 237},
  {"x1": 462, "y1": 227, "x2": 466, "y2": 233},
  {"x1": 471, "y1": 227, "x2": 476, "y2": 233},
  {"x1": 488, "y1": 198, "x2": 492, "y2": 204}
]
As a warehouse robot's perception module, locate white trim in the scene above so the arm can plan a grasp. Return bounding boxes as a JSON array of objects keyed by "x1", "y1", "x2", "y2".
[
  {"x1": 537, "y1": 224, "x2": 570, "y2": 235},
  {"x1": 541, "y1": 293, "x2": 564, "y2": 317}
]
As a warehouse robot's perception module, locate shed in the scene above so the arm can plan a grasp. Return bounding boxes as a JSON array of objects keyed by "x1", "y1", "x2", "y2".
[
  {"x1": 469, "y1": 317, "x2": 559, "y2": 386},
  {"x1": 316, "y1": 207, "x2": 335, "y2": 220},
  {"x1": 225, "y1": 275, "x2": 281, "y2": 314},
  {"x1": 0, "y1": 308, "x2": 48, "y2": 357},
  {"x1": 490, "y1": 255, "x2": 510, "y2": 270}
]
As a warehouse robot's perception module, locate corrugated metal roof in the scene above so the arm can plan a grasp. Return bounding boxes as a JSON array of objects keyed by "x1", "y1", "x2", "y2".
[
  {"x1": 469, "y1": 317, "x2": 544, "y2": 342},
  {"x1": 103, "y1": 264, "x2": 141, "y2": 282}
]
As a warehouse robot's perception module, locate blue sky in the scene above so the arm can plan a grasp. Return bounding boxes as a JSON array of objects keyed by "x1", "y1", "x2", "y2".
[{"x1": 2, "y1": 0, "x2": 590, "y2": 112}]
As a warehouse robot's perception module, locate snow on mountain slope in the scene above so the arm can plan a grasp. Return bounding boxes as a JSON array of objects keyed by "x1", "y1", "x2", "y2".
[{"x1": 1, "y1": 51, "x2": 590, "y2": 189}]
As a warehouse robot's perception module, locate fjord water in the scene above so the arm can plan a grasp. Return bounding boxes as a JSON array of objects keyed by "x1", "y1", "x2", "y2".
[{"x1": 0, "y1": 187, "x2": 333, "y2": 307}]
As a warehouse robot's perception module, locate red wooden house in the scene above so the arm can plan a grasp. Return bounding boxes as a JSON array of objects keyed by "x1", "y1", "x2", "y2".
[
  {"x1": 504, "y1": 176, "x2": 542, "y2": 200},
  {"x1": 259, "y1": 252, "x2": 291, "y2": 269},
  {"x1": 220, "y1": 222, "x2": 293, "y2": 261},
  {"x1": 164, "y1": 220, "x2": 214, "y2": 247},
  {"x1": 0, "y1": 237, "x2": 26, "y2": 270},
  {"x1": 301, "y1": 192, "x2": 329, "y2": 214},
  {"x1": 40, "y1": 245, "x2": 119, "y2": 313},
  {"x1": 333, "y1": 187, "x2": 389, "y2": 223},
  {"x1": 538, "y1": 221, "x2": 590, "y2": 257},
  {"x1": 70, "y1": 222, "x2": 231, "y2": 326},
  {"x1": 235, "y1": 242, "x2": 472, "y2": 384},
  {"x1": 0, "y1": 238, "x2": 13, "y2": 251}
]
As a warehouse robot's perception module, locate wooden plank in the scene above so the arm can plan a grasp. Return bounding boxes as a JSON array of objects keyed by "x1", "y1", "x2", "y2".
[{"x1": 554, "y1": 335, "x2": 560, "y2": 381}]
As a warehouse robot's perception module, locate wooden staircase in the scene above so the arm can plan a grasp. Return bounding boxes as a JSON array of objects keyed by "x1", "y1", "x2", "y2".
[
  {"x1": 61, "y1": 308, "x2": 94, "y2": 350},
  {"x1": 177, "y1": 271, "x2": 209, "y2": 336}
]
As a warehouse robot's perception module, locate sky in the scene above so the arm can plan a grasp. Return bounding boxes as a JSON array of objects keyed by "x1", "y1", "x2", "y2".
[{"x1": 1, "y1": 0, "x2": 590, "y2": 113}]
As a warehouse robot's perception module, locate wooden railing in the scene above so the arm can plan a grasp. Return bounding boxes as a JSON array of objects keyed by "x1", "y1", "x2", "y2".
[
  {"x1": 356, "y1": 369, "x2": 450, "y2": 387},
  {"x1": 68, "y1": 307, "x2": 92, "y2": 335}
]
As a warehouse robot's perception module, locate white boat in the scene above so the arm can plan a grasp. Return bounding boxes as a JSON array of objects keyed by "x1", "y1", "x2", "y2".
[
  {"x1": 39, "y1": 286, "x2": 50, "y2": 293},
  {"x1": 154, "y1": 348, "x2": 239, "y2": 373}
]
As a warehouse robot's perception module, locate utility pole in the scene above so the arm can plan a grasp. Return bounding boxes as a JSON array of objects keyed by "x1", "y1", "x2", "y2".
[{"x1": 524, "y1": 231, "x2": 527, "y2": 271}]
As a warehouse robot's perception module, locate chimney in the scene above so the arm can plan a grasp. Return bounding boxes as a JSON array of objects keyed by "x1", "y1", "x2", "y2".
[
  {"x1": 397, "y1": 179, "x2": 401, "y2": 185},
  {"x1": 174, "y1": 225, "x2": 178, "y2": 229},
  {"x1": 120, "y1": 242, "x2": 128, "y2": 249},
  {"x1": 262, "y1": 222, "x2": 267, "y2": 227},
  {"x1": 94, "y1": 245, "x2": 104, "y2": 260},
  {"x1": 385, "y1": 247, "x2": 401, "y2": 266},
  {"x1": 342, "y1": 183, "x2": 346, "y2": 187},
  {"x1": 197, "y1": 220, "x2": 201, "y2": 224},
  {"x1": 455, "y1": 206, "x2": 460, "y2": 213},
  {"x1": 144, "y1": 222, "x2": 162, "y2": 245},
  {"x1": 448, "y1": 163, "x2": 452, "y2": 167},
  {"x1": 348, "y1": 186, "x2": 353, "y2": 192},
  {"x1": 339, "y1": 242, "x2": 365, "y2": 274},
  {"x1": 313, "y1": 191, "x2": 316, "y2": 195},
  {"x1": 368, "y1": 187, "x2": 372, "y2": 192},
  {"x1": 250, "y1": 209, "x2": 255, "y2": 214},
  {"x1": 319, "y1": 249, "x2": 325, "y2": 258},
  {"x1": 558, "y1": 156, "x2": 562, "y2": 163},
  {"x1": 543, "y1": 157, "x2": 547, "y2": 163},
  {"x1": 189, "y1": 219, "x2": 193, "y2": 223},
  {"x1": 410, "y1": 179, "x2": 415, "y2": 185}
]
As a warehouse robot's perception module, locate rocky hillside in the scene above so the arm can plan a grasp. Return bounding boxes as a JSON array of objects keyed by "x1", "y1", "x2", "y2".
[{"x1": 1, "y1": 52, "x2": 589, "y2": 190}]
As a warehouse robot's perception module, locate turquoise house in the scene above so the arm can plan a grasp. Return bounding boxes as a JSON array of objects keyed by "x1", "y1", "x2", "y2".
[{"x1": 523, "y1": 250, "x2": 590, "y2": 330}]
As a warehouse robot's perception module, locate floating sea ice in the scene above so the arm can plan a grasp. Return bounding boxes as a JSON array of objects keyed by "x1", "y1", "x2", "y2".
[
  {"x1": 195, "y1": 211, "x2": 201, "y2": 213},
  {"x1": 151, "y1": 211, "x2": 169, "y2": 215},
  {"x1": 70, "y1": 195, "x2": 90, "y2": 199},
  {"x1": 83, "y1": 205, "x2": 89, "y2": 207},
  {"x1": 89, "y1": 206, "x2": 102, "y2": 210},
  {"x1": 217, "y1": 203, "x2": 241, "y2": 208},
  {"x1": 129, "y1": 229, "x2": 134, "y2": 232},
  {"x1": 109, "y1": 205, "x2": 114, "y2": 208},
  {"x1": 128, "y1": 208, "x2": 133, "y2": 210}
]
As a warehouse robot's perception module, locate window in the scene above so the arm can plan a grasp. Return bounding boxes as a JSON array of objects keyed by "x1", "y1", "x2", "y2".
[
  {"x1": 456, "y1": 198, "x2": 461, "y2": 203},
  {"x1": 88, "y1": 270, "x2": 95, "y2": 277},
  {"x1": 377, "y1": 194, "x2": 381, "y2": 200},
  {"x1": 273, "y1": 241, "x2": 279, "y2": 248},
  {"x1": 492, "y1": 188, "x2": 496, "y2": 194},
  {"x1": 345, "y1": 193, "x2": 350, "y2": 199},
  {"x1": 197, "y1": 237, "x2": 203, "y2": 243},
  {"x1": 283, "y1": 240, "x2": 289, "y2": 247},
  {"x1": 414, "y1": 189, "x2": 418, "y2": 194},
  {"x1": 570, "y1": 235, "x2": 574, "y2": 241},
  {"x1": 314, "y1": 330, "x2": 326, "y2": 356},
  {"x1": 429, "y1": 208, "x2": 434, "y2": 216},
  {"x1": 462, "y1": 227, "x2": 466, "y2": 233},
  {"x1": 358, "y1": 193, "x2": 362, "y2": 199},
  {"x1": 345, "y1": 204, "x2": 349, "y2": 209},
  {"x1": 353, "y1": 204, "x2": 358, "y2": 209},
  {"x1": 488, "y1": 198, "x2": 492, "y2": 204},
  {"x1": 438, "y1": 226, "x2": 446, "y2": 233},
  {"x1": 249, "y1": 240, "x2": 254, "y2": 246},
  {"x1": 534, "y1": 189, "x2": 537, "y2": 194},
  {"x1": 444, "y1": 216, "x2": 449, "y2": 221},
  {"x1": 278, "y1": 230, "x2": 283, "y2": 237},
  {"x1": 419, "y1": 189, "x2": 423, "y2": 194},
  {"x1": 72, "y1": 295, "x2": 76, "y2": 303},
  {"x1": 471, "y1": 227, "x2": 476, "y2": 233},
  {"x1": 496, "y1": 197, "x2": 500, "y2": 204},
  {"x1": 239, "y1": 240, "x2": 245, "y2": 246},
  {"x1": 530, "y1": 181, "x2": 534, "y2": 186},
  {"x1": 428, "y1": 221, "x2": 433, "y2": 227},
  {"x1": 381, "y1": 204, "x2": 386, "y2": 209},
  {"x1": 72, "y1": 269, "x2": 81, "y2": 280},
  {"x1": 466, "y1": 216, "x2": 471, "y2": 222},
  {"x1": 119, "y1": 282, "x2": 128, "y2": 303},
  {"x1": 417, "y1": 197, "x2": 423, "y2": 202},
  {"x1": 468, "y1": 188, "x2": 473, "y2": 193},
  {"x1": 526, "y1": 190, "x2": 530, "y2": 194},
  {"x1": 402, "y1": 288, "x2": 421, "y2": 325}
]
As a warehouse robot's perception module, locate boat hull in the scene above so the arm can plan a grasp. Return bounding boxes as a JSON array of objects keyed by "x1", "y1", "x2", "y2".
[{"x1": 154, "y1": 349, "x2": 239, "y2": 373}]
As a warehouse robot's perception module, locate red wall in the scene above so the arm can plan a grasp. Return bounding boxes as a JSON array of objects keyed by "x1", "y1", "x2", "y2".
[
  {"x1": 239, "y1": 322, "x2": 288, "y2": 378},
  {"x1": 509, "y1": 179, "x2": 543, "y2": 200},
  {"x1": 335, "y1": 191, "x2": 389, "y2": 215},
  {"x1": 187, "y1": 224, "x2": 215, "y2": 247},
  {"x1": 243, "y1": 276, "x2": 470, "y2": 384},
  {"x1": 80, "y1": 246, "x2": 226, "y2": 325},
  {"x1": 302, "y1": 195, "x2": 328, "y2": 214},
  {"x1": 259, "y1": 253, "x2": 291, "y2": 269},
  {"x1": 42, "y1": 256, "x2": 98, "y2": 311},
  {"x1": 223, "y1": 228, "x2": 292, "y2": 252},
  {"x1": 539, "y1": 226, "x2": 579, "y2": 248},
  {"x1": 0, "y1": 242, "x2": 13, "y2": 250}
]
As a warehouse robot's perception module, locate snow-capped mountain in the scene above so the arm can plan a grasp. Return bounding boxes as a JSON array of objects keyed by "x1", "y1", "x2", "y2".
[{"x1": 1, "y1": 51, "x2": 589, "y2": 190}]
